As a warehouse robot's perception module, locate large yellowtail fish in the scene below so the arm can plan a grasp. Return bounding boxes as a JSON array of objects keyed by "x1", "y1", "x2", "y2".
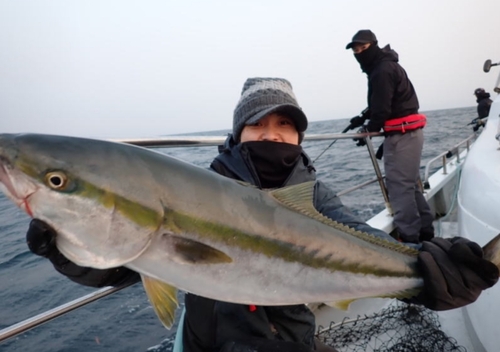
[{"x1": 1, "y1": 133, "x2": 499, "y2": 328}]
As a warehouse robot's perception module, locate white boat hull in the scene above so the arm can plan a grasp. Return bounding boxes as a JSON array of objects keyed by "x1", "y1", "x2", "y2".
[{"x1": 457, "y1": 91, "x2": 500, "y2": 352}]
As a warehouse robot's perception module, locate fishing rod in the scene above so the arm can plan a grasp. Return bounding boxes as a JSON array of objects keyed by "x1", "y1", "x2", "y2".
[
  {"x1": 312, "y1": 124, "x2": 353, "y2": 163},
  {"x1": 312, "y1": 108, "x2": 369, "y2": 163},
  {"x1": 467, "y1": 117, "x2": 483, "y2": 126},
  {"x1": 467, "y1": 117, "x2": 487, "y2": 132}
]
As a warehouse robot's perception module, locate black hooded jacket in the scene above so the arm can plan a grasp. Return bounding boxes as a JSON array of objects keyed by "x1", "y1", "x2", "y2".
[
  {"x1": 357, "y1": 45, "x2": 420, "y2": 132},
  {"x1": 476, "y1": 92, "x2": 493, "y2": 119},
  {"x1": 182, "y1": 136, "x2": 395, "y2": 352}
]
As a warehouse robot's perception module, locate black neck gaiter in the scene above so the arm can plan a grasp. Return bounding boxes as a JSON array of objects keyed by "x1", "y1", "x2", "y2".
[
  {"x1": 242, "y1": 141, "x2": 302, "y2": 189},
  {"x1": 355, "y1": 44, "x2": 381, "y2": 73}
]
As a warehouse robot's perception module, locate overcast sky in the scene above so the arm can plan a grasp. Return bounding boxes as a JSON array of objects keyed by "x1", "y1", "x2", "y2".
[{"x1": 1, "y1": 0, "x2": 499, "y2": 139}]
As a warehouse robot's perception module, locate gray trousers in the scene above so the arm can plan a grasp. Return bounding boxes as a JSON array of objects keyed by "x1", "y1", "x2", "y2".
[{"x1": 383, "y1": 128, "x2": 434, "y2": 242}]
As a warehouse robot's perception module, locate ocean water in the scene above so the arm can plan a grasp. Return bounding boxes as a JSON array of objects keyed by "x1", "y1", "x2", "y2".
[{"x1": 0, "y1": 106, "x2": 477, "y2": 352}]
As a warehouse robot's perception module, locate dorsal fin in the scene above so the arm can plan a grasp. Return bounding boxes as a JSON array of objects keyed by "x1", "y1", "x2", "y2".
[
  {"x1": 269, "y1": 181, "x2": 318, "y2": 215},
  {"x1": 269, "y1": 181, "x2": 419, "y2": 256}
]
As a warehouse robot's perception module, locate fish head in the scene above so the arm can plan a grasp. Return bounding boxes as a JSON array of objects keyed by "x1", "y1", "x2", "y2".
[{"x1": 0, "y1": 133, "x2": 158, "y2": 269}]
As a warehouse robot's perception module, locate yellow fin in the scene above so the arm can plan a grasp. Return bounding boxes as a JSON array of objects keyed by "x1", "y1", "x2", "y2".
[
  {"x1": 324, "y1": 299, "x2": 356, "y2": 311},
  {"x1": 483, "y1": 233, "x2": 500, "y2": 268},
  {"x1": 169, "y1": 235, "x2": 233, "y2": 264},
  {"x1": 141, "y1": 275, "x2": 179, "y2": 329}
]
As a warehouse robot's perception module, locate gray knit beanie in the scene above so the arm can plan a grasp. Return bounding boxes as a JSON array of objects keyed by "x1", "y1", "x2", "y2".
[{"x1": 232, "y1": 78, "x2": 308, "y2": 143}]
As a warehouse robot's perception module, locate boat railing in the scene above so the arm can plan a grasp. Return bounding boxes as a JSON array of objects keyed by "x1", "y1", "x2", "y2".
[
  {"x1": 0, "y1": 283, "x2": 135, "y2": 342},
  {"x1": 111, "y1": 131, "x2": 382, "y2": 148},
  {"x1": 422, "y1": 133, "x2": 476, "y2": 189}
]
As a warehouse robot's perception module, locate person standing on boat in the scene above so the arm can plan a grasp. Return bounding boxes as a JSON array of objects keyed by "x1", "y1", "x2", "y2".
[
  {"x1": 25, "y1": 77, "x2": 499, "y2": 352},
  {"x1": 346, "y1": 29, "x2": 435, "y2": 244},
  {"x1": 474, "y1": 88, "x2": 493, "y2": 118},
  {"x1": 470, "y1": 88, "x2": 493, "y2": 131}
]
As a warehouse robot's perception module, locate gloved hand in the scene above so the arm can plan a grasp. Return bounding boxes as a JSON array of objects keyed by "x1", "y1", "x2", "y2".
[
  {"x1": 349, "y1": 116, "x2": 367, "y2": 129},
  {"x1": 419, "y1": 227, "x2": 435, "y2": 242},
  {"x1": 472, "y1": 119, "x2": 485, "y2": 132},
  {"x1": 349, "y1": 109, "x2": 370, "y2": 130},
  {"x1": 26, "y1": 219, "x2": 140, "y2": 287},
  {"x1": 27, "y1": 219, "x2": 58, "y2": 257},
  {"x1": 352, "y1": 126, "x2": 368, "y2": 147},
  {"x1": 416, "y1": 237, "x2": 499, "y2": 311}
]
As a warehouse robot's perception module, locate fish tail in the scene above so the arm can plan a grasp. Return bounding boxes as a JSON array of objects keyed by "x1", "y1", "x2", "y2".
[{"x1": 482, "y1": 233, "x2": 500, "y2": 268}]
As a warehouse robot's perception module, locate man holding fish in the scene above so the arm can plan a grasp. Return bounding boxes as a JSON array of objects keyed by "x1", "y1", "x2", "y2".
[{"x1": 2, "y1": 77, "x2": 497, "y2": 352}]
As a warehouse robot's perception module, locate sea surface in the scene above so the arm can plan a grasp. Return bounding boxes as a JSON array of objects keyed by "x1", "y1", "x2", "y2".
[{"x1": 0, "y1": 106, "x2": 477, "y2": 352}]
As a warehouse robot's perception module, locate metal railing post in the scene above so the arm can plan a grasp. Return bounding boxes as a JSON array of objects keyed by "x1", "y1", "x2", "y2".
[
  {"x1": 364, "y1": 137, "x2": 391, "y2": 211},
  {"x1": 0, "y1": 282, "x2": 135, "y2": 343}
]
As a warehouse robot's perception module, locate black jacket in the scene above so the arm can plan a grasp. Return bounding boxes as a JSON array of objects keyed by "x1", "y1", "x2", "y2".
[
  {"x1": 363, "y1": 45, "x2": 420, "y2": 132},
  {"x1": 182, "y1": 136, "x2": 394, "y2": 352},
  {"x1": 476, "y1": 92, "x2": 493, "y2": 119}
]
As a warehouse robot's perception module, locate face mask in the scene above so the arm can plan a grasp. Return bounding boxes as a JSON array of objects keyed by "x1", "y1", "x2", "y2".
[
  {"x1": 354, "y1": 44, "x2": 381, "y2": 73},
  {"x1": 242, "y1": 141, "x2": 302, "y2": 188}
]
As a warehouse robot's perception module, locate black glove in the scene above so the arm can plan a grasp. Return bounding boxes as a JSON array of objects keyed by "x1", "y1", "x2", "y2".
[
  {"x1": 27, "y1": 219, "x2": 58, "y2": 257},
  {"x1": 349, "y1": 109, "x2": 370, "y2": 130},
  {"x1": 472, "y1": 119, "x2": 485, "y2": 132},
  {"x1": 419, "y1": 227, "x2": 435, "y2": 242},
  {"x1": 349, "y1": 116, "x2": 367, "y2": 129},
  {"x1": 26, "y1": 219, "x2": 140, "y2": 287},
  {"x1": 352, "y1": 126, "x2": 368, "y2": 147},
  {"x1": 416, "y1": 237, "x2": 499, "y2": 311}
]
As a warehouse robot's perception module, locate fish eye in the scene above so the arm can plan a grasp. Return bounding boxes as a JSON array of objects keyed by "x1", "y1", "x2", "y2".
[{"x1": 45, "y1": 171, "x2": 69, "y2": 190}]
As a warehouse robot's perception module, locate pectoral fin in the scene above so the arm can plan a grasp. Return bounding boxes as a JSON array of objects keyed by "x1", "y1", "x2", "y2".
[
  {"x1": 141, "y1": 275, "x2": 179, "y2": 329},
  {"x1": 168, "y1": 235, "x2": 233, "y2": 264}
]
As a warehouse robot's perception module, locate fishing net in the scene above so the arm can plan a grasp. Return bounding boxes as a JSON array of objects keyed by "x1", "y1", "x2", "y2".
[{"x1": 315, "y1": 301, "x2": 467, "y2": 352}]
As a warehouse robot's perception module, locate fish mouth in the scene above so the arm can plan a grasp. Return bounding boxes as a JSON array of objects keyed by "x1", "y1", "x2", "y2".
[{"x1": 0, "y1": 158, "x2": 36, "y2": 217}]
